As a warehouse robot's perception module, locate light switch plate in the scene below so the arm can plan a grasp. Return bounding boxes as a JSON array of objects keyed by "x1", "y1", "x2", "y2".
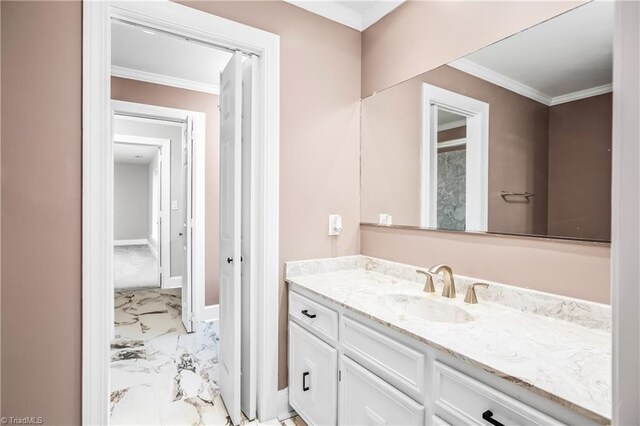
[{"x1": 172, "y1": 201, "x2": 179, "y2": 210}]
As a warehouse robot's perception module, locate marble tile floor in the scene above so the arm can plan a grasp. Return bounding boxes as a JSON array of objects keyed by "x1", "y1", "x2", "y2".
[{"x1": 111, "y1": 288, "x2": 306, "y2": 425}]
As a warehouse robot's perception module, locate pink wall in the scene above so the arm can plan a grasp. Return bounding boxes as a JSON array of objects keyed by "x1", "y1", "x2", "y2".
[
  {"x1": 361, "y1": 65, "x2": 550, "y2": 234},
  {"x1": 361, "y1": 79, "x2": 421, "y2": 225},
  {"x1": 548, "y1": 93, "x2": 612, "y2": 241},
  {"x1": 1, "y1": 1, "x2": 82, "y2": 423},
  {"x1": 361, "y1": 1, "x2": 585, "y2": 97},
  {"x1": 361, "y1": 224, "x2": 611, "y2": 303},
  {"x1": 111, "y1": 77, "x2": 221, "y2": 305}
]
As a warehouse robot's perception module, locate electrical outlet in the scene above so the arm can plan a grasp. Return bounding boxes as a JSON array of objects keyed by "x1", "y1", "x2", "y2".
[{"x1": 328, "y1": 214, "x2": 342, "y2": 236}]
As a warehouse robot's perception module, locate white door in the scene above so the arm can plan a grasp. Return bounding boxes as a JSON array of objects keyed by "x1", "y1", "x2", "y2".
[
  {"x1": 241, "y1": 54, "x2": 257, "y2": 420},
  {"x1": 152, "y1": 150, "x2": 162, "y2": 286},
  {"x1": 219, "y1": 51, "x2": 243, "y2": 426},
  {"x1": 181, "y1": 119, "x2": 194, "y2": 333}
]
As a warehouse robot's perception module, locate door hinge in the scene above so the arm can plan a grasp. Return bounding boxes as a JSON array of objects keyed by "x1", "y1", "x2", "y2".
[{"x1": 338, "y1": 370, "x2": 341, "y2": 382}]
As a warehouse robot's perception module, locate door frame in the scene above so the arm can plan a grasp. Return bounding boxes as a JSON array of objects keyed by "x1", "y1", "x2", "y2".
[
  {"x1": 113, "y1": 133, "x2": 171, "y2": 290},
  {"x1": 421, "y1": 83, "x2": 489, "y2": 232},
  {"x1": 612, "y1": 1, "x2": 640, "y2": 423},
  {"x1": 83, "y1": 2, "x2": 281, "y2": 424}
]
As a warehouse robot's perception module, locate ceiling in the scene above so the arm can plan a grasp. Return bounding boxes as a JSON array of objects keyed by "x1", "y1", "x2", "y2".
[
  {"x1": 114, "y1": 142, "x2": 159, "y2": 165},
  {"x1": 449, "y1": 1, "x2": 613, "y2": 106},
  {"x1": 437, "y1": 110, "x2": 465, "y2": 130},
  {"x1": 111, "y1": 20, "x2": 232, "y2": 94},
  {"x1": 284, "y1": 0, "x2": 405, "y2": 31}
]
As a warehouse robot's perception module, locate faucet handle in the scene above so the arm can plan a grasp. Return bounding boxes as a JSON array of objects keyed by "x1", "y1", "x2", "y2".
[
  {"x1": 416, "y1": 270, "x2": 436, "y2": 293},
  {"x1": 464, "y1": 283, "x2": 489, "y2": 304}
]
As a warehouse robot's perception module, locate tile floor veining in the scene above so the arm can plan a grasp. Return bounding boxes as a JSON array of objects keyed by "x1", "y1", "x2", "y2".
[{"x1": 111, "y1": 288, "x2": 305, "y2": 426}]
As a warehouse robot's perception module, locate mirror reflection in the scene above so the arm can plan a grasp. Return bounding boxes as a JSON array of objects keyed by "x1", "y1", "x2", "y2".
[{"x1": 361, "y1": 1, "x2": 613, "y2": 241}]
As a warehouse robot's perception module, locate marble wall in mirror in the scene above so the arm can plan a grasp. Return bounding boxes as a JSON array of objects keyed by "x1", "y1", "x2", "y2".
[{"x1": 361, "y1": 1, "x2": 613, "y2": 242}]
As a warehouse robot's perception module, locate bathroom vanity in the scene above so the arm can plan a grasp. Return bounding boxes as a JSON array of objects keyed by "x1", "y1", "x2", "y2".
[{"x1": 286, "y1": 256, "x2": 610, "y2": 426}]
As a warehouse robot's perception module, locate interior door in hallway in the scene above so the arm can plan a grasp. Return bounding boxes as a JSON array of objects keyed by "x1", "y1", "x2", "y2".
[
  {"x1": 181, "y1": 119, "x2": 194, "y2": 333},
  {"x1": 219, "y1": 51, "x2": 243, "y2": 426}
]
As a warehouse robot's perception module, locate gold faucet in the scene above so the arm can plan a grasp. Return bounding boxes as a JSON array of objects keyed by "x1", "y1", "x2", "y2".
[
  {"x1": 416, "y1": 270, "x2": 435, "y2": 293},
  {"x1": 464, "y1": 283, "x2": 489, "y2": 304},
  {"x1": 428, "y1": 264, "x2": 456, "y2": 298}
]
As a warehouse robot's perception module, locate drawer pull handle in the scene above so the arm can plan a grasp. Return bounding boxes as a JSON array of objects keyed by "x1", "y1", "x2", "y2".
[
  {"x1": 302, "y1": 372, "x2": 310, "y2": 391},
  {"x1": 301, "y1": 310, "x2": 316, "y2": 319},
  {"x1": 482, "y1": 410, "x2": 505, "y2": 426}
]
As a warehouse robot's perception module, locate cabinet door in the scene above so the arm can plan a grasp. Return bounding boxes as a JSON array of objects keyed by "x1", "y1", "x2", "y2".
[
  {"x1": 339, "y1": 356, "x2": 424, "y2": 426},
  {"x1": 289, "y1": 322, "x2": 338, "y2": 425}
]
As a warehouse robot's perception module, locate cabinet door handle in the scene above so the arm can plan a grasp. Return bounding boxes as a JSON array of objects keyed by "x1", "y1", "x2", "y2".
[
  {"x1": 302, "y1": 372, "x2": 310, "y2": 391},
  {"x1": 482, "y1": 410, "x2": 505, "y2": 426},
  {"x1": 301, "y1": 310, "x2": 316, "y2": 319}
]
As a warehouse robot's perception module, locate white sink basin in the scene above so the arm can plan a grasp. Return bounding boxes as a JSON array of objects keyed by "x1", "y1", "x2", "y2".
[{"x1": 382, "y1": 294, "x2": 474, "y2": 323}]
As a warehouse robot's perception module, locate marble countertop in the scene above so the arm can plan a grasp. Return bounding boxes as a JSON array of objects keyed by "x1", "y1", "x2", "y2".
[{"x1": 285, "y1": 256, "x2": 611, "y2": 424}]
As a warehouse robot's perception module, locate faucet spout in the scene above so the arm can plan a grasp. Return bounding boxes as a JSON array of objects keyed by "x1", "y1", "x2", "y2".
[{"x1": 428, "y1": 264, "x2": 456, "y2": 298}]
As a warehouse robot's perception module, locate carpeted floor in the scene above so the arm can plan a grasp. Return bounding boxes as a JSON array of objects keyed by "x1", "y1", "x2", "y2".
[{"x1": 114, "y1": 244, "x2": 159, "y2": 290}]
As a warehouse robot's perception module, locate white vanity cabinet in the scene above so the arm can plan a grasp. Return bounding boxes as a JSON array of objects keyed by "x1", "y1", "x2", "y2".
[
  {"x1": 289, "y1": 321, "x2": 338, "y2": 425},
  {"x1": 339, "y1": 355, "x2": 424, "y2": 425},
  {"x1": 288, "y1": 288, "x2": 597, "y2": 426}
]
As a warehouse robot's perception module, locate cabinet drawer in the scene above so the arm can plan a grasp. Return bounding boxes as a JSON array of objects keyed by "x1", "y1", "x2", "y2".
[
  {"x1": 341, "y1": 316, "x2": 425, "y2": 399},
  {"x1": 339, "y1": 355, "x2": 424, "y2": 426},
  {"x1": 432, "y1": 415, "x2": 452, "y2": 426},
  {"x1": 290, "y1": 291, "x2": 339, "y2": 343},
  {"x1": 433, "y1": 361, "x2": 564, "y2": 426},
  {"x1": 289, "y1": 322, "x2": 338, "y2": 426}
]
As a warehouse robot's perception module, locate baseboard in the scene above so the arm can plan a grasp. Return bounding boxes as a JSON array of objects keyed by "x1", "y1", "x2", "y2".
[
  {"x1": 147, "y1": 240, "x2": 158, "y2": 259},
  {"x1": 164, "y1": 276, "x2": 182, "y2": 289},
  {"x1": 277, "y1": 388, "x2": 296, "y2": 421},
  {"x1": 202, "y1": 304, "x2": 219, "y2": 322},
  {"x1": 114, "y1": 239, "x2": 147, "y2": 246}
]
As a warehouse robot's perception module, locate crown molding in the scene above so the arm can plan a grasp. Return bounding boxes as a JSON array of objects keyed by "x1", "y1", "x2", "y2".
[
  {"x1": 449, "y1": 58, "x2": 552, "y2": 105},
  {"x1": 284, "y1": 0, "x2": 404, "y2": 31},
  {"x1": 111, "y1": 66, "x2": 220, "y2": 95},
  {"x1": 449, "y1": 58, "x2": 612, "y2": 107},
  {"x1": 549, "y1": 83, "x2": 613, "y2": 106},
  {"x1": 361, "y1": 1, "x2": 405, "y2": 30}
]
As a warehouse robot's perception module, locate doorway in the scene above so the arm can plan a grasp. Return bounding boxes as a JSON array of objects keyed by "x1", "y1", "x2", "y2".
[
  {"x1": 421, "y1": 83, "x2": 489, "y2": 232},
  {"x1": 113, "y1": 134, "x2": 170, "y2": 291},
  {"x1": 84, "y1": 2, "x2": 280, "y2": 425}
]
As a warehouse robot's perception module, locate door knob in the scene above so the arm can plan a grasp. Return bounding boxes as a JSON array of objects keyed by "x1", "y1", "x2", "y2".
[{"x1": 227, "y1": 257, "x2": 233, "y2": 263}]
